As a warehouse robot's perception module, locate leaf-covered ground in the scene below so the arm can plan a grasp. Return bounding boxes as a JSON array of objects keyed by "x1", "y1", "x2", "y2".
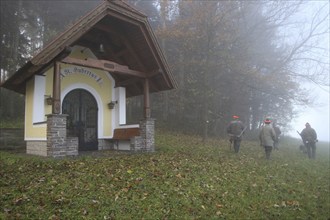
[{"x1": 1, "y1": 132, "x2": 329, "y2": 219}]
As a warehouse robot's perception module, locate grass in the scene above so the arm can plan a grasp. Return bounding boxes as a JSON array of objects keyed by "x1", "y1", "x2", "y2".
[{"x1": 0, "y1": 131, "x2": 329, "y2": 219}]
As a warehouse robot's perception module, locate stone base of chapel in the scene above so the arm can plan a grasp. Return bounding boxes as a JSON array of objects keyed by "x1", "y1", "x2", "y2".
[{"x1": 26, "y1": 138, "x2": 78, "y2": 157}]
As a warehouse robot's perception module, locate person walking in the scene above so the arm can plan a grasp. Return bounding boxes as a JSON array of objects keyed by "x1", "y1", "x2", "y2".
[
  {"x1": 272, "y1": 120, "x2": 281, "y2": 150},
  {"x1": 300, "y1": 123, "x2": 318, "y2": 159},
  {"x1": 226, "y1": 115, "x2": 246, "y2": 153},
  {"x1": 259, "y1": 118, "x2": 276, "y2": 160}
]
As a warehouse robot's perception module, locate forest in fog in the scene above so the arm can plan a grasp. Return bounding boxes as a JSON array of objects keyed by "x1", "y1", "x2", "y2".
[{"x1": 0, "y1": 0, "x2": 328, "y2": 139}]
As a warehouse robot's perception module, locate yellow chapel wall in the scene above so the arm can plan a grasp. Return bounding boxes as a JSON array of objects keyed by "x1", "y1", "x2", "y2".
[
  {"x1": 60, "y1": 63, "x2": 114, "y2": 138},
  {"x1": 24, "y1": 46, "x2": 115, "y2": 140}
]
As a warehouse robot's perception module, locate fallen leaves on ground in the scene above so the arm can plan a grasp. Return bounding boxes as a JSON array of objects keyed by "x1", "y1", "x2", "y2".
[{"x1": 0, "y1": 132, "x2": 329, "y2": 219}]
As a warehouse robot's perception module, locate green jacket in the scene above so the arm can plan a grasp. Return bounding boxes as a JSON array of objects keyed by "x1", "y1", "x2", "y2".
[
  {"x1": 301, "y1": 127, "x2": 317, "y2": 143},
  {"x1": 227, "y1": 120, "x2": 245, "y2": 139},
  {"x1": 259, "y1": 124, "x2": 276, "y2": 147}
]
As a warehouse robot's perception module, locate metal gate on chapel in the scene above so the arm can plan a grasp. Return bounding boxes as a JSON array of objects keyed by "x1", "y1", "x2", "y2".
[{"x1": 62, "y1": 89, "x2": 98, "y2": 151}]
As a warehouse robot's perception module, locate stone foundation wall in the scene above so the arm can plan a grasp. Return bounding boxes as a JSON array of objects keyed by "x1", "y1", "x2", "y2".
[
  {"x1": 26, "y1": 141, "x2": 47, "y2": 156},
  {"x1": 98, "y1": 139, "x2": 113, "y2": 150},
  {"x1": 26, "y1": 116, "x2": 155, "y2": 155},
  {"x1": 130, "y1": 136, "x2": 143, "y2": 151},
  {"x1": 45, "y1": 114, "x2": 78, "y2": 157},
  {"x1": 132, "y1": 118, "x2": 155, "y2": 152},
  {"x1": 47, "y1": 114, "x2": 68, "y2": 157}
]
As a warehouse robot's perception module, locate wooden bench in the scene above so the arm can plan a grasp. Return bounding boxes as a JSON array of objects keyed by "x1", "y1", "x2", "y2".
[
  {"x1": 112, "y1": 127, "x2": 140, "y2": 150},
  {"x1": 113, "y1": 127, "x2": 140, "y2": 140}
]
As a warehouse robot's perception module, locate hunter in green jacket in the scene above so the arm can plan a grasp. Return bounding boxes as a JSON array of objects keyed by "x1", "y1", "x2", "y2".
[
  {"x1": 259, "y1": 118, "x2": 276, "y2": 160},
  {"x1": 300, "y1": 123, "x2": 318, "y2": 159}
]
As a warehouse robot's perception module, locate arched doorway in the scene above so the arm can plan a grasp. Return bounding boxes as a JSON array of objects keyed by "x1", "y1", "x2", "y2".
[{"x1": 62, "y1": 89, "x2": 98, "y2": 151}]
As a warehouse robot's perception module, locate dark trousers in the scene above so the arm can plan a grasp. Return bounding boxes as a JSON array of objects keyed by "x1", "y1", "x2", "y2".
[
  {"x1": 264, "y1": 145, "x2": 273, "y2": 159},
  {"x1": 233, "y1": 139, "x2": 241, "y2": 153},
  {"x1": 305, "y1": 142, "x2": 316, "y2": 159}
]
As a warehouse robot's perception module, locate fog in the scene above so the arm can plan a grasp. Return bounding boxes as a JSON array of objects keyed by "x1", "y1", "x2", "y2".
[
  {"x1": 287, "y1": 1, "x2": 329, "y2": 143},
  {"x1": 289, "y1": 85, "x2": 330, "y2": 142}
]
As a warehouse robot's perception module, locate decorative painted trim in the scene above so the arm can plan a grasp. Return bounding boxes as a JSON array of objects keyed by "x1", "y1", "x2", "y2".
[
  {"x1": 118, "y1": 87, "x2": 126, "y2": 125},
  {"x1": 32, "y1": 123, "x2": 46, "y2": 127},
  {"x1": 101, "y1": 136, "x2": 116, "y2": 139},
  {"x1": 117, "y1": 124, "x2": 139, "y2": 129},
  {"x1": 33, "y1": 75, "x2": 46, "y2": 123},
  {"x1": 24, "y1": 89, "x2": 28, "y2": 141},
  {"x1": 25, "y1": 138, "x2": 47, "y2": 141},
  {"x1": 61, "y1": 66, "x2": 104, "y2": 86}
]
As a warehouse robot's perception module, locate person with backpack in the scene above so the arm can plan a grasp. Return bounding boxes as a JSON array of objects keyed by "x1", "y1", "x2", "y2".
[
  {"x1": 259, "y1": 118, "x2": 276, "y2": 160},
  {"x1": 300, "y1": 123, "x2": 318, "y2": 159},
  {"x1": 226, "y1": 115, "x2": 246, "y2": 153}
]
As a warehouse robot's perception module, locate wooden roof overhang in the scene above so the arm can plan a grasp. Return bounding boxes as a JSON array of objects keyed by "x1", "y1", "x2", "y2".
[{"x1": 1, "y1": 0, "x2": 177, "y2": 97}]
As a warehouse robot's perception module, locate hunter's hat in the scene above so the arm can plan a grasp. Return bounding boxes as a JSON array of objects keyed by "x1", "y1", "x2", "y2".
[{"x1": 264, "y1": 118, "x2": 272, "y2": 123}]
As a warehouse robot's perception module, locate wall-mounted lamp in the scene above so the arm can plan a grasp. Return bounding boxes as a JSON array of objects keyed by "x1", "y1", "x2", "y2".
[
  {"x1": 99, "y1": 43, "x2": 105, "y2": 53},
  {"x1": 108, "y1": 100, "x2": 117, "y2": 109},
  {"x1": 45, "y1": 95, "x2": 53, "y2": 105}
]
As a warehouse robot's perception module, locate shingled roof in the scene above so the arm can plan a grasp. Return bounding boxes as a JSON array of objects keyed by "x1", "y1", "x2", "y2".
[{"x1": 1, "y1": 0, "x2": 177, "y2": 97}]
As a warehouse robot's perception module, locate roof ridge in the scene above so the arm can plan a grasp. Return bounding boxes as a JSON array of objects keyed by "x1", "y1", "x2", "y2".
[{"x1": 104, "y1": 0, "x2": 147, "y2": 17}]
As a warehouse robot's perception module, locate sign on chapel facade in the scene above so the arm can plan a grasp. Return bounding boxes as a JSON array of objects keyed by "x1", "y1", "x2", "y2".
[{"x1": 1, "y1": 0, "x2": 176, "y2": 157}]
